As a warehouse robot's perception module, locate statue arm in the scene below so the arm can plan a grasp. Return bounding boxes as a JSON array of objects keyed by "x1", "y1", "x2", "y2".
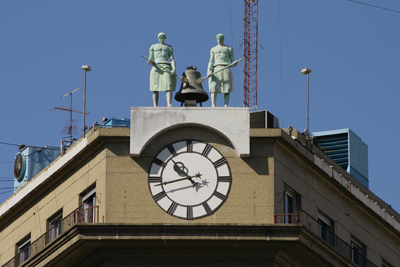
[
  {"x1": 229, "y1": 47, "x2": 237, "y2": 67},
  {"x1": 170, "y1": 55, "x2": 176, "y2": 75},
  {"x1": 148, "y1": 45, "x2": 155, "y2": 65},
  {"x1": 207, "y1": 50, "x2": 215, "y2": 75},
  {"x1": 169, "y1": 46, "x2": 176, "y2": 75}
]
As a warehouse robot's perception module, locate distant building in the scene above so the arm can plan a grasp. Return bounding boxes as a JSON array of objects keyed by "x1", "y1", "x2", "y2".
[{"x1": 0, "y1": 108, "x2": 399, "y2": 267}]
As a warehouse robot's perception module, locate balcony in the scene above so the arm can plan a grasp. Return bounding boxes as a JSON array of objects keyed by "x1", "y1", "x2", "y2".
[
  {"x1": 275, "y1": 210, "x2": 377, "y2": 267},
  {"x1": 3, "y1": 206, "x2": 100, "y2": 267}
]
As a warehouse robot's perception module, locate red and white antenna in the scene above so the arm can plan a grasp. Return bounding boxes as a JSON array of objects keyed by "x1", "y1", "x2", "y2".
[{"x1": 243, "y1": 0, "x2": 258, "y2": 111}]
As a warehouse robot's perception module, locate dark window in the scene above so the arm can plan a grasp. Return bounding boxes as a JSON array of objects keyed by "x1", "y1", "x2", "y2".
[
  {"x1": 318, "y1": 213, "x2": 334, "y2": 246},
  {"x1": 81, "y1": 186, "x2": 96, "y2": 223},
  {"x1": 351, "y1": 240, "x2": 365, "y2": 267},
  {"x1": 319, "y1": 218, "x2": 333, "y2": 245},
  {"x1": 382, "y1": 259, "x2": 393, "y2": 267},
  {"x1": 17, "y1": 236, "x2": 31, "y2": 265},
  {"x1": 284, "y1": 187, "x2": 301, "y2": 223},
  {"x1": 48, "y1": 211, "x2": 63, "y2": 243}
]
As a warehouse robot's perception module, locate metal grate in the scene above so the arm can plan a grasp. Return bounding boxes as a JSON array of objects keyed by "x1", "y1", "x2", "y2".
[{"x1": 314, "y1": 133, "x2": 349, "y2": 169}]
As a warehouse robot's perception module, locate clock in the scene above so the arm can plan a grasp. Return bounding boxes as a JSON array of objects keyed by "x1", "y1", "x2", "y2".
[{"x1": 148, "y1": 139, "x2": 232, "y2": 220}]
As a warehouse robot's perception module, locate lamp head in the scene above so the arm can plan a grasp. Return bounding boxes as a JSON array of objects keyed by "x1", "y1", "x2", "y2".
[
  {"x1": 82, "y1": 65, "x2": 91, "y2": 71},
  {"x1": 301, "y1": 68, "x2": 311, "y2": 74}
]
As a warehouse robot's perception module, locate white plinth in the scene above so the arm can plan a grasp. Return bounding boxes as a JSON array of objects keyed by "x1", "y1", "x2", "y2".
[{"x1": 130, "y1": 107, "x2": 250, "y2": 157}]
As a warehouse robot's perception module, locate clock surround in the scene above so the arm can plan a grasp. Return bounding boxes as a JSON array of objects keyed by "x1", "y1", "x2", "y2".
[{"x1": 148, "y1": 139, "x2": 232, "y2": 220}]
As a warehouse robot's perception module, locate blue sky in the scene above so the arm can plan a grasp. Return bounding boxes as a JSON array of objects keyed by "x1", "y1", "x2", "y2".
[{"x1": 1, "y1": 0, "x2": 399, "y2": 212}]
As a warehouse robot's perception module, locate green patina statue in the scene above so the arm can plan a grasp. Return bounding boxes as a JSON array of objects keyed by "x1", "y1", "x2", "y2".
[
  {"x1": 148, "y1": 32, "x2": 177, "y2": 107},
  {"x1": 207, "y1": 33, "x2": 238, "y2": 107}
]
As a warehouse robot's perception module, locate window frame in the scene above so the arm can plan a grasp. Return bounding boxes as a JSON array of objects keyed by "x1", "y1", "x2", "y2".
[
  {"x1": 16, "y1": 235, "x2": 31, "y2": 265},
  {"x1": 80, "y1": 185, "x2": 97, "y2": 223},
  {"x1": 351, "y1": 238, "x2": 366, "y2": 267},
  {"x1": 283, "y1": 185, "x2": 301, "y2": 223},
  {"x1": 318, "y1": 212, "x2": 334, "y2": 246},
  {"x1": 47, "y1": 210, "x2": 63, "y2": 243},
  {"x1": 382, "y1": 259, "x2": 394, "y2": 267}
]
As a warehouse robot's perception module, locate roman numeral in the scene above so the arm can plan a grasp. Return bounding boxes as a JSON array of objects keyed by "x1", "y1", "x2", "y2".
[
  {"x1": 167, "y1": 144, "x2": 178, "y2": 157},
  {"x1": 202, "y1": 144, "x2": 212, "y2": 157},
  {"x1": 213, "y1": 191, "x2": 227, "y2": 201},
  {"x1": 167, "y1": 201, "x2": 178, "y2": 215},
  {"x1": 218, "y1": 176, "x2": 232, "y2": 183},
  {"x1": 213, "y1": 157, "x2": 227, "y2": 168},
  {"x1": 187, "y1": 140, "x2": 193, "y2": 153},
  {"x1": 148, "y1": 177, "x2": 162, "y2": 183},
  {"x1": 153, "y1": 191, "x2": 166, "y2": 202},
  {"x1": 186, "y1": 206, "x2": 193, "y2": 220},
  {"x1": 153, "y1": 158, "x2": 166, "y2": 168},
  {"x1": 203, "y1": 202, "x2": 212, "y2": 215}
]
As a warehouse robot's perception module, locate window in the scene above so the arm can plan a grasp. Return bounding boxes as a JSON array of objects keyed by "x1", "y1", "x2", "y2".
[
  {"x1": 351, "y1": 239, "x2": 365, "y2": 267},
  {"x1": 16, "y1": 236, "x2": 31, "y2": 265},
  {"x1": 382, "y1": 259, "x2": 394, "y2": 267},
  {"x1": 48, "y1": 211, "x2": 63, "y2": 243},
  {"x1": 80, "y1": 186, "x2": 96, "y2": 223},
  {"x1": 318, "y1": 213, "x2": 334, "y2": 246},
  {"x1": 284, "y1": 186, "x2": 301, "y2": 223}
]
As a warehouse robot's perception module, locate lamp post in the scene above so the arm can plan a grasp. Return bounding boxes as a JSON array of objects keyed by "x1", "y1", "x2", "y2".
[
  {"x1": 301, "y1": 68, "x2": 312, "y2": 136},
  {"x1": 82, "y1": 65, "x2": 91, "y2": 138}
]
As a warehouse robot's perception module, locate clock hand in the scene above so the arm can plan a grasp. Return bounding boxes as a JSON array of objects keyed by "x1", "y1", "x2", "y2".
[
  {"x1": 154, "y1": 175, "x2": 197, "y2": 187},
  {"x1": 180, "y1": 170, "x2": 199, "y2": 187},
  {"x1": 171, "y1": 159, "x2": 185, "y2": 174},
  {"x1": 188, "y1": 176, "x2": 199, "y2": 187}
]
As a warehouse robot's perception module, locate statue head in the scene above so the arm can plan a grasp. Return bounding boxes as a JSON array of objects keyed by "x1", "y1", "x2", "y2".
[
  {"x1": 158, "y1": 32, "x2": 166, "y2": 44},
  {"x1": 216, "y1": 33, "x2": 225, "y2": 45}
]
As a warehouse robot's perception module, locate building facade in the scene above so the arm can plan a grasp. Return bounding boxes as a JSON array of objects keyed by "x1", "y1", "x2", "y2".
[{"x1": 0, "y1": 108, "x2": 399, "y2": 266}]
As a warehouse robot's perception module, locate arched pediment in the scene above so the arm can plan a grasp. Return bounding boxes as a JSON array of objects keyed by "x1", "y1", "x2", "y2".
[{"x1": 130, "y1": 107, "x2": 250, "y2": 157}]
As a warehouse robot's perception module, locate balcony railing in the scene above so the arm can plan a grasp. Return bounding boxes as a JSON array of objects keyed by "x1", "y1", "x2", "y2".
[
  {"x1": 275, "y1": 210, "x2": 377, "y2": 267},
  {"x1": 3, "y1": 206, "x2": 99, "y2": 267}
]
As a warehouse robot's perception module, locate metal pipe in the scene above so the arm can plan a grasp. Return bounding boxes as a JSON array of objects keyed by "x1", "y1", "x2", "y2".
[
  {"x1": 82, "y1": 65, "x2": 91, "y2": 138},
  {"x1": 301, "y1": 68, "x2": 312, "y2": 136},
  {"x1": 83, "y1": 70, "x2": 86, "y2": 137},
  {"x1": 307, "y1": 72, "x2": 310, "y2": 134}
]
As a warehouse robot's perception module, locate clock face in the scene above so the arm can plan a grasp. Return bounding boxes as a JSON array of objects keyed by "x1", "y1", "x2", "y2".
[{"x1": 148, "y1": 140, "x2": 232, "y2": 220}]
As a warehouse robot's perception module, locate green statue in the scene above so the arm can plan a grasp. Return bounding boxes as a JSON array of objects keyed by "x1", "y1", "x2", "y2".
[
  {"x1": 148, "y1": 32, "x2": 177, "y2": 107},
  {"x1": 208, "y1": 33, "x2": 238, "y2": 107}
]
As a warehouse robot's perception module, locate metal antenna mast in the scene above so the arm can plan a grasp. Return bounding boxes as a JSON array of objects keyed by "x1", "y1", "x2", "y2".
[
  {"x1": 52, "y1": 88, "x2": 89, "y2": 149},
  {"x1": 61, "y1": 88, "x2": 81, "y2": 141},
  {"x1": 243, "y1": 0, "x2": 258, "y2": 111}
]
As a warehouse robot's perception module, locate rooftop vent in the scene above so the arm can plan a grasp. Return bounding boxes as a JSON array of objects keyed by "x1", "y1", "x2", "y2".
[
  {"x1": 313, "y1": 129, "x2": 368, "y2": 188},
  {"x1": 250, "y1": 110, "x2": 279, "y2": 128},
  {"x1": 103, "y1": 118, "x2": 130, "y2": 128}
]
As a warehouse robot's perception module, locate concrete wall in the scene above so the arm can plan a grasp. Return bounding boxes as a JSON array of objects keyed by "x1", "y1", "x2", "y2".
[
  {"x1": 0, "y1": 141, "x2": 107, "y2": 265},
  {"x1": 1, "y1": 124, "x2": 399, "y2": 266},
  {"x1": 272, "y1": 135, "x2": 400, "y2": 266},
  {"x1": 105, "y1": 126, "x2": 275, "y2": 224}
]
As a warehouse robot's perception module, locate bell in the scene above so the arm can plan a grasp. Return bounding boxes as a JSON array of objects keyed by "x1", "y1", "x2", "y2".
[{"x1": 175, "y1": 66, "x2": 209, "y2": 106}]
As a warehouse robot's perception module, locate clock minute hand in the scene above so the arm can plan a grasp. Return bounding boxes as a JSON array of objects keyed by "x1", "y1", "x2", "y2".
[{"x1": 154, "y1": 175, "x2": 196, "y2": 187}]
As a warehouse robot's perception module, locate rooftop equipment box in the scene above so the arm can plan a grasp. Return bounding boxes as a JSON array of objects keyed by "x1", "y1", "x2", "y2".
[{"x1": 313, "y1": 128, "x2": 369, "y2": 188}]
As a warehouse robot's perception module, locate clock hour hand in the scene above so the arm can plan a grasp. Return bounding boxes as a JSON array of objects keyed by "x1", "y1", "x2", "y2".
[
  {"x1": 171, "y1": 159, "x2": 185, "y2": 174},
  {"x1": 194, "y1": 172, "x2": 202, "y2": 179},
  {"x1": 181, "y1": 170, "x2": 200, "y2": 187}
]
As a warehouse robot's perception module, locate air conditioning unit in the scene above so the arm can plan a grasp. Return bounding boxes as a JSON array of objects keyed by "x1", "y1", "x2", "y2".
[
  {"x1": 14, "y1": 145, "x2": 61, "y2": 192},
  {"x1": 313, "y1": 129, "x2": 369, "y2": 188},
  {"x1": 250, "y1": 110, "x2": 279, "y2": 128}
]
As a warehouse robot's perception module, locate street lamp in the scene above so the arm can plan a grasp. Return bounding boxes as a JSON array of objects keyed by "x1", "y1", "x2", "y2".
[
  {"x1": 301, "y1": 68, "x2": 312, "y2": 136},
  {"x1": 82, "y1": 65, "x2": 91, "y2": 138}
]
